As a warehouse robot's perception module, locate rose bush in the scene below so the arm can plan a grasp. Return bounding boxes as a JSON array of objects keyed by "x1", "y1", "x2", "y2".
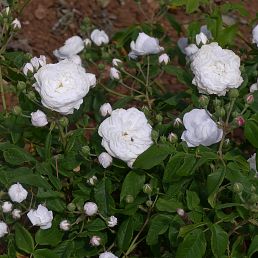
[{"x1": 0, "y1": 1, "x2": 258, "y2": 258}]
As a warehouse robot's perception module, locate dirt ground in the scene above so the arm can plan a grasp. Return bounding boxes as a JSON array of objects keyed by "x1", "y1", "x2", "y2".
[{"x1": 14, "y1": 0, "x2": 258, "y2": 58}]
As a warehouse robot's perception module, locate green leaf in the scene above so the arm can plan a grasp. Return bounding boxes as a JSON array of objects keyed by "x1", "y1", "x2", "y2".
[
  {"x1": 3, "y1": 147, "x2": 36, "y2": 165},
  {"x1": 33, "y1": 249, "x2": 59, "y2": 258},
  {"x1": 210, "y1": 224, "x2": 228, "y2": 258},
  {"x1": 120, "y1": 171, "x2": 145, "y2": 202},
  {"x1": 163, "y1": 65, "x2": 192, "y2": 86},
  {"x1": 15, "y1": 223, "x2": 34, "y2": 254},
  {"x1": 94, "y1": 178, "x2": 115, "y2": 216},
  {"x1": 207, "y1": 168, "x2": 225, "y2": 208},
  {"x1": 146, "y1": 214, "x2": 171, "y2": 245},
  {"x1": 248, "y1": 235, "x2": 258, "y2": 257},
  {"x1": 186, "y1": 190, "x2": 200, "y2": 210},
  {"x1": 35, "y1": 225, "x2": 64, "y2": 246},
  {"x1": 179, "y1": 222, "x2": 207, "y2": 238},
  {"x1": 165, "y1": 13, "x2": 181, "y2": 33},
  {"x1": 86, "y1": 218, "x2": 107, "y2": 231},
  {"x1": 0, "y1": 167, "x2": 52, "y2": 189},
  {"x1": 186, "y1": 0, "x2": 200, "y2": 13},
  {"x1": 245, "y1": 114, "x2": 258, "y2": 148},
  {"x1": 117, "y1": 217, "x2": 134, "y2": 251},
  {"x1": 156, "y1": 197, "x2": 183, "y2": 213},
  {"x1": 164, "y1": 153, "x2": 196, "y2": 182},
  {"x1": 54, "y1": 241, "x2": 74, "y2": 258},
  {"x1": 44, "y1": 132, "x2": 52, "y2": 160},
  {"x1": 134, "y1": 144, "x2": 172, "y2": 169},
  {"x1": 176, "y1": 229, "x2": 207, "y2": 258}
]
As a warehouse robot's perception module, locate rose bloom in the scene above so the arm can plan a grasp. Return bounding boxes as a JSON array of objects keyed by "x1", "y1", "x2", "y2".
[
  {"x1": 190, "y1": 42, "x2": 243, "y2": 96},
  {"x1": 98, "y1": 152, "x2": 113, "y2": 168},
  {"x1": 158, "y1": 53, "x2": 170, "y2": 65},
  {"x1": 248, "y1": 154, "x2": 258, "y2": 177},
  {"x1": 27, "y1": 204, "x2": 53, "y2": 230},
  {"x1": 34, "y1": 60, "x2": 96, "y2": 115},
  {"x1": 107, "y1": 216, "x2": 118, "y2": 227},
  {"x1": 110, "y1": 67, "x2": 121, "y2": 80},
  {"x1": 53, "y1": 36, "x2": 84, "y2": 59},
  {"x1": 99, "y1": 252, "x2": 118, "y2": 258},
  {"x1": 181, "y1": 109, "x2": 223, "y2": 147},
  {"x1": 0, "y1": 222, "x2": 8, "y2": 238},
  {"x1": 252, "y1": 24, "x2": 258, "y2": 47},
  {"x1": 100, "y1": 103, "x2": 112, "y2": 117},
  {"x1": 8, "y1": 182, "x2": 28, "y2": 203},
  {"x1": 31, "y1": 110, "x2": 48, "y2": 127},
  {"x1": 84, "y1": 202, "x2": 98, "y2": 216},
  {"x1": 90, "y1": 29, "x2": 109, "y2": 46},
  {"x1": 250, "y1": 80, "x2": 258, "y2": 93},
  {"x1": 128, "y1": 32, "x2": 164, "y2": 59},
  {"x1": 98, "y1": 107, "x2": 153, "y2": 167}
]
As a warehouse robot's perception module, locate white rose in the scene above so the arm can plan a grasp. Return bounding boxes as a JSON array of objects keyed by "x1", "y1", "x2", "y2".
[
  {"x1": 12, "y1": 209, "x2": 22, "y2": 219},
  {"x1": 84, "y1": 202, "x2": 98, "y2": 216},
  {"x1": 177, "y1": 37, "x2": 188, "y2": 54},
  {"x1": 87, "y1": 175, "x2": 98, "y2": 186},
  {"x1": 98, "y1": 107, "x2": 153, "y2": 167},
  {"x1": 191, "y1": 42, "x2": 243, "y2": 96},
  {"x1": 23, "y1": 63, "x2": 34, "y2": 76},
  {"x1": 181, "y1": 109, "x2": 223, "y2": 147},
  {"x1": 248, "y1": 153, "x2": 258, "y2": 175},
  {"x1": 59, "y1": 220, "x2": 70, "y2": 231},
  {"x1": 91, "y1": 29, "x2": 109, "y2": 46},
  {"x1": 34, "y1": 60, "x2": 96, "y2": 115},
  {"x1": 30, "y1": 57, "x2": 40, "y2": 70},
  {"x1": 128, "y1": 32, "x2": 164, "y2": 59},
  {"x1": 67, "y1": 55, "x2": 82, "y2": 66},
  {"x1": 200, "y1": 25, "x2": 212, "y2": 40},
  {"x1": 4, "y1": 7, "x2": 10, "y2": 16},
  {"x1": 110, "y1": 67, "x2": 121, "y2": 80},
  {"x1": 2, "y1": 201, "x2": 12, "y2": 213},
  {"x1": 53, "y1": 36, "x2": 84, "y2": 59},
  {"x1": 252, "y1": 24, "x2": 258, "y2": 46},
  {"x1": 8, "y1": 183, "x2": 28, "y2": 203},
  {"x1": 31, "y1": 110, "x2": 48, "y2": 127},
  {"x1": 27, "y1": 204, "x2": 53, "y2": 229},
  {"x1": 99, "y1": 252, "x2": 118, "y2": 258},
  {"x1": 173, "y1": 117, "x2": 183, "y2": 127},
  {"x1": 0, "y1": 222, "x2": 8, "y2": 238},
  {"x1": 107, "y1": 216, "x2": 118, "y2": 227},
  {"x1": 159, "y1": 53, "x2": 170, "y2": 64},
  {"x1": 84, "y1": 38, "x2": 92, "y2": 47},
  {"x1": 38, "y1": 55, "x2": 47, "y2": 66},
  {"x1": 90, "y1": 235, "x2": 101, "y2": 246},
  {"x1": 250, "y1": 81, "x2": 258, "y2": 93},
  {"x1": 112, "y1": 58, "x2": 122, "y2": 67},
  {"x1": 196, "y1": 32, "x2": 208, "y2": 45},
  {"x1": 184, "y1": 44, "x2": 199, "y2": 57},
  {"x1": 100, "y1": 103, "x2": 112, "y2": 117},
  {"x1": 98, "y1": 152, "x2": 113, "y2": 168},
  {"x1": 12, "y1": 18, "x2": 21, "y2": 29}
]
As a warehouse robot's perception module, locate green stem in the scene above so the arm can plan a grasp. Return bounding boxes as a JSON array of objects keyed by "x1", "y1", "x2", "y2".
[
  {"x1": 121, "y1": 68, "x2": 145, "y2": 86},
  {"x1": 57, "y1": 122, "x2": 67, "y2": 148},
  {"x1": 0, "y1": 66, "x2": 7, "y2": 114},
  {"x1": 145, "y1": 56, "x2": 152, "y2": 109},
  {"x1": 218, "y1": 98, "x2": 236, "y2": 163},
  {"x1": 120, "y1": 81, "x2": 144, "y2": 95},
  {"x1": 123, "y1": 194, "x2": 159, "y2": 257}
]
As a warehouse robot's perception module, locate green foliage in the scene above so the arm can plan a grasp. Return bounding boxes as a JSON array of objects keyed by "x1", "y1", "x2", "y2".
[{"x1": 0, "y1": 1, "x2": 257, "y2": 257}]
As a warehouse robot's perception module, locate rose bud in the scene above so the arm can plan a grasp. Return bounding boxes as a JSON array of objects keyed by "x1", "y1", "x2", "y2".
[
  {"x1": 246, "y1": 94, "x2": 254, "y2": 105},
  {"x1": 83, "y1": 202, "x2": 98, "y2": 216},
  {"x1": 235, "y1": 116, "x2": 245, "y2": 127}
]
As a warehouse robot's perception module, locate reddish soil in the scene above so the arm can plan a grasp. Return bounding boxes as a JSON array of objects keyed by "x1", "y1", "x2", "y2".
[{"x1": 15, "y1": 0, "x2": 257, "y2": 58}]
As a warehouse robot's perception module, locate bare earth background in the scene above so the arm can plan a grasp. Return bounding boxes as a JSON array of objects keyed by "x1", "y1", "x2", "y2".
[{"x1": 14, "y1": 0, "x2": 258, "y2": 57}]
